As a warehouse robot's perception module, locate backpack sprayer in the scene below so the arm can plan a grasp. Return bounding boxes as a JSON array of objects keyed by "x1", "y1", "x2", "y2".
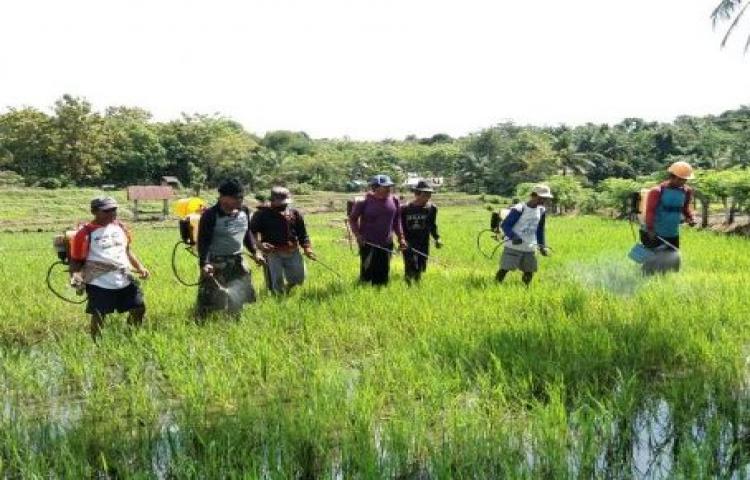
[
  {"x1": 476, "y1": 208, "x2": 553, "y2": 259},
  {"x1": 171, "y1": 198, "x2": 206, "y2": 287},
  {"x1": 48, "y1": 228, "x2": 87, "y2": 304},
  {"x1": 476, "y1": 210, "x2": 505, "y2": 259},
  {"x1": 626, "y1": 189, "x2": 680, "y2": 274}
]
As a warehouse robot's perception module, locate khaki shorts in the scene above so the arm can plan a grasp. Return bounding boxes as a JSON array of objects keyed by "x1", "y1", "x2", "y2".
[{"x1": 500, "y1": 248, "x2": 538, "y2": 273}]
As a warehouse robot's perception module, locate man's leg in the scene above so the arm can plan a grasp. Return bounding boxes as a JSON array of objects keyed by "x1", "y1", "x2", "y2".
[
  {"x1": 520, "y1": 252, "x2": 538, "y2": 286},
  {"x1": 359, "y1": 245, "x2": 374, "y2": 283},
  {"x1": 123, "y1": 283, "x2": 146, "y2": 328},
  {"x1": 265, "y1": 253, "x2": 286, "y2": 294},
  {"x1": 284, "y1": 251, "x2": 307, "y2": 293},
  {"x1": 371, "y1": 246, "x2": 391, "y2": 286},
  {"x1": 497, "y1": 248, "x2": 521, "y2": 283},
  {"x1": 127, "y1": 305, "x2": 145, "y2": 328},
  {"x1": 403, "y1": 250, "x2": 419, "y2": 284},
  {"x1": 90, "y1": 311, "x2": 105, "y2": 341},
  {"x1": 495, "y1": 269, "x2": 509, "y2": 283}
]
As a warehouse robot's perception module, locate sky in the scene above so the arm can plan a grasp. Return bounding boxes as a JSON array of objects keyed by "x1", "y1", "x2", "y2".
[{"x1": 0, "y1": 0, "x2": 749, "y2": 139}]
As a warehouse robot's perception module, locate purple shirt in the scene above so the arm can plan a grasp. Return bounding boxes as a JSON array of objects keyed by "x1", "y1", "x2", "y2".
[{"x1": 349, "y1": 194, "x2": 404, "y2": 246}]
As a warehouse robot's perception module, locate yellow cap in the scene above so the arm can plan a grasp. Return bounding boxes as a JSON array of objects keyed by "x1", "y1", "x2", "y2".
[{"x1": 667, "y1": 161, "x2": 694, "y2": 180}]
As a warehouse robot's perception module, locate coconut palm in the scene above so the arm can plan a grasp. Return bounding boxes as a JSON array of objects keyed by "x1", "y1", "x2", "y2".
[{"x1": 712, "y1": 0, "x2": 750, "y2": 51}]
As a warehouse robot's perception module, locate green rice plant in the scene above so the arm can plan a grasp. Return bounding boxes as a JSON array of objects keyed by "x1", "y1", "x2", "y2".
[{"x1": 1, "y1": 206, "x2": 750, "y2": 477}]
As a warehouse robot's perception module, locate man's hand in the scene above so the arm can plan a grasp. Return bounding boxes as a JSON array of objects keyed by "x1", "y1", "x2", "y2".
[
  {"x1": 512, "y1": 236, "x2": 523, "y2": 245},
  {"x1": 260, "y1": 242, "x2": 275, "y2": 253},
  {"x1": 303, "y1": 247, "x2": 316, "y2": 260},
  {"x1": 201, "y1": 264, "x2": 215, "y2": 277},
  {"x1": 70, "y1": 271, "x2": 84, "y2": 290},
  {"x1": 398, "y1": 239, "x2": 408, "y2": 252},
  {"x1": 252, "y1": 253, "x2": 266, "y2": 266},
  {"x1": 136, "y1": 266, "x2": 150, "y2": 279},
  {"x1": 435, "y1": 239, "x2": 444, "y2": 249}
]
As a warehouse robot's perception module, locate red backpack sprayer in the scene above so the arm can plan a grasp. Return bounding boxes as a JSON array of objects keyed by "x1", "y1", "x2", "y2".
[{"x1": 47, "y1": 228, "x2": 87, "y2": 304}]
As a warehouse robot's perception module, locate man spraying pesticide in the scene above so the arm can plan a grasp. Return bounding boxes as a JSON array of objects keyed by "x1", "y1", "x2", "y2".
[
  {"x1": 496, "y1": 185, "x2": 552, "y2": 286},
  {"x1": 633, "y1": 161, "x2": 696, "y2": 275},
  {"x1": 400, "y1": 180, "x2": 443, "y2": 284},
  {"x1": 195, "y1": 179, "x2": 265, "y2": 319},
  {"x1": 68, "y1": 197, "x2": 150, "y2": 340},
  {"x1": 250, "y1": 186, "x2": 316, "y2": 295},
  {"x1": 348, "y1": 174, "x2": 408, "y2": 286}
]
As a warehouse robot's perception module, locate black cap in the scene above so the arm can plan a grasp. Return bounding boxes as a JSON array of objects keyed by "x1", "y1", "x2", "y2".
[
  {"x1": 413, "y1": 180, "x2": 434, "y2": 193},
  {"x1": 218, "y1": 179, "x2": 244, "y2": 197}
]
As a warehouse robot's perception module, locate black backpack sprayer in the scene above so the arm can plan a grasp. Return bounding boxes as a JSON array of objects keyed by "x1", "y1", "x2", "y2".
[
  {"x1": 172, "y1": 212, "x2": 202, "y2": 287},
  {"x1": 476, "y1": 207, "x2": 553, "y2": 260},
  {"x1": 476, "y1": 210, "x2": 505, "y2": 260},
  {"x1": 48, "y1": 228, "x2": 87, "y2": 304}
]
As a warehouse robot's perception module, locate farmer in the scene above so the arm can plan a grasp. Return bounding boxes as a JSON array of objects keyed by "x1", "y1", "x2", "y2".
[
  {"x1": 640, "y1": 161, "x2": 696, "y2": 273},
  {"x1": 250, "y1": 186, "x2": 315, "y2": 294},
  {"x1": 69, "y1": 197, "x2": 150, "y2": 340},
  {"x1": 400, "y1": 180, "x2": 442, "y2": 284},
  {"x1": 196, "y1": 179, "x2": 265, "y2": 319},
  {"x1": 496, "y1": 185, "x2": 552, "y2": 285},
  {"x1": 348, "y1": 174, "x2": 407, "y2": 285}
]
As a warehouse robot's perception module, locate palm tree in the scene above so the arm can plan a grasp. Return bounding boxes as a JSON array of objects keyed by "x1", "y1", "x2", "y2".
[{"x1": 712, "y1": 0, "x2": 750, "y2": 51}]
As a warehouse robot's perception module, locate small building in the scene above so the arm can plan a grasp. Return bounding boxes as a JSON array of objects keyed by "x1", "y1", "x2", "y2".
[
  {"x1": 127, "y1": 185, "x2": 175, "y2": 221},
  {"x1": 402, "y1": 173, "x2": 444, "y2": 190},
  {"x1": 161, "y1": 176, "x2": 183, "y2": 190}
]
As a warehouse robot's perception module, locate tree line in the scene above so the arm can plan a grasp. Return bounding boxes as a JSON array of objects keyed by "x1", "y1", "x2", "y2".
[{"x1": 1, "y1": 95, "x2": 749, "y2": 210}]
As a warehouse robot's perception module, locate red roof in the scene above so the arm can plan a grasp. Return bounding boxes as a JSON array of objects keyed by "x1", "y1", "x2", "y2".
[{"x1": 127, "y1": 186, "x2": 175, "y2": 201}]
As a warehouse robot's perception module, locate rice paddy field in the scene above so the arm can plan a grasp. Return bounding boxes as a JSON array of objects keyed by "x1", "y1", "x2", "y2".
[{"x1": 2, "y1": 204, "x2": 750, "y2": 478}]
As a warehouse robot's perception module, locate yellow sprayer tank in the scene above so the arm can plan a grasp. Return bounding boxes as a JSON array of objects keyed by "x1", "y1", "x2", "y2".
[
  {"x1": 173, "y1": 197, "x2": 207, "y2": 218},
  {"x1": 179, "y1": 212, "x2": 202, "y2": 246}
]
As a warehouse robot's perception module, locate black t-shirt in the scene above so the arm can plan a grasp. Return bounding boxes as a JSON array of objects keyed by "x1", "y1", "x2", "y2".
[{"x1": 400, "y1": 202, "x2": 439, "y2": 244}]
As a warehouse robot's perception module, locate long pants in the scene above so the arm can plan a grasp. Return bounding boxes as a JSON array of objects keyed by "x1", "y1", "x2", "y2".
[
  {"x1": 196, "y1": 255, "x2": 255, "y2": 318},
  {"x1": 264, "y1": 250, "x2": 306, "y2": 294},
  {"x1": 403, "y1": 242, "x2": 429, "y2": 282},
  {"x1": 359, "y1": 242, "x2": 393, "y2": 285}
]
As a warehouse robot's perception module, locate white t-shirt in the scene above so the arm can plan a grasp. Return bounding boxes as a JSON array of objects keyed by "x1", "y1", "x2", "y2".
[
  {"x1": 87, "y1": 223, "x2": 132, "y2": 289},
  {"x1": 504, "y1": 203, "x2": 545, "y2": 253}
]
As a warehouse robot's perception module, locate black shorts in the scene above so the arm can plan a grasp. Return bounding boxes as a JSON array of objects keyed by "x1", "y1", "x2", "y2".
[{"x1": 85, "y1": 283, "x2": 145, "y2": 315}]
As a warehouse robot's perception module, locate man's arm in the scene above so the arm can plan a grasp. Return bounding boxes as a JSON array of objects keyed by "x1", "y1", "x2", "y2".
[
  {"x1": 429, "y1": 205, "x2": 440, "y2": 241},
  {"x1": 645, "y1": 187, "x2": 661, "y2": 233},
  {"x1": 126, "y1": 247, "x2": 149, "y2": 278},
  {"x1": 536, "y1": 211, "x2": 546, "y2": 247},
  {"x1": 683, "y1": 188, "x2": 696, "y2": 225},
  {"x1": 197, "y1": 208, "x2": 216, "y2": 267},
  {"x1": 392, "y1": 198, "x2": 405, "y2": 245},
  {"x1": 242, "y1": 209, "x2": 259, "y2": 255},
  {"x1": 348, "y1": 201, "x2": 363, "y2": 242},
  {"x1": 295, "y1": 210, "x2": 311, "y2": 248}
]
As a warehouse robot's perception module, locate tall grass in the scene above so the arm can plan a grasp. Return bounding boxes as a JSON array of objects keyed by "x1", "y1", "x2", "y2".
[{"x1": 1, "y1": 207, "x2": 750, "y2": 477}]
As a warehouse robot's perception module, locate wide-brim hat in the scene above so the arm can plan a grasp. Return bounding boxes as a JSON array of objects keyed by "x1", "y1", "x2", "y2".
[{"x1": 532, "y1": 184, "x2": 553, "y2": 199}]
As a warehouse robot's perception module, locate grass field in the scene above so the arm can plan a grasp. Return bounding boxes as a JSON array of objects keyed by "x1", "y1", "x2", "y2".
[
  {"x1": 0, "y1": 188, "x2": 484, "y2": 231},
  {"x1": 2, "y1": 205, "x2": 750, "y2": 478}
]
